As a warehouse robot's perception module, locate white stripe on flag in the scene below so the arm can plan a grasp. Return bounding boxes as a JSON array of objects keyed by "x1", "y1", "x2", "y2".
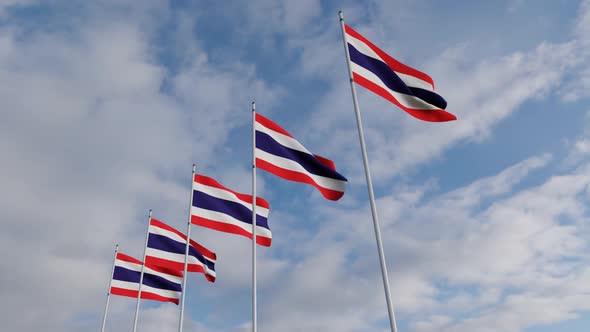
[
  {"x1": 146, "y1": 247, "x2": 188, "y2": 265},
  {"x1": 140, "y1": 284, "x2": 181, "y2": 300},
  {"x1": 346, "y1": 33, "x2": 434, "y2": 91},
  {"x1": 115, "y1": 255, "x2": 183, "y2": 284},
  {"x1": 113, "y1": 279, "x2": 181, "y2": 300},
  {"x1": 111, "y1": 279, "x2": 139, "y2": 292},
  {"x1": 190, "y1": 206, "x2": 272, "y2": 239},
  {"x1": 255, "y1": 120, "x2": 312, "y2": 155},
  {"x1": 141, "y1": 284, "x2": 181, "y2": 300},
  {"x1": 143, "y1": 265, "x2": 183, "y2": 285},
  {"x1": 255, "y1": 149, "x2": 347, "y2": 191},
  {"x1": 149, "y1": 225, "x2": 186, "y2": 245},
  {"x1": 111, "y1": 279, "x2": 181, "y2": 300},
  {"x1": 115, "y1": 259, "x2": 142, "y2": 272},
  {"x1": 351, "y1": 62, "x2": 440, "y2": 110}
]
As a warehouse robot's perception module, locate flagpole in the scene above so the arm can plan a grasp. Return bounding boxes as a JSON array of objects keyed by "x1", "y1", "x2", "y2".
[
  {"x1": 132, "y1": 209, "x2": 152, "y2": 332},
  {"x1": 251, "y1": 101, "x2": 258, "y2": 332},
  {"x1": 338, "y1": 11, "x2": 398, "y2": 332},
  {"x1": 100, "y1": 243, "x2": 118, "y2": 332},
  {"x1": 179, "y1": 164, "x2": 196, "y2": 332}
]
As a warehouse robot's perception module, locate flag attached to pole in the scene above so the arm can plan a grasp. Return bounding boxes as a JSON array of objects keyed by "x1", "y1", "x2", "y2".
[
  {"x1": 145, "y1": 219, "x2": 217, "y2": 282},
  {"x1": 191, "y1": 174, "x2": 272, "y2": 247},
  {"x1": 343, "y1": 24, "x2": 456, "y2": 122},
  {"x1": 110, "y1": 252, "x2": 183, "y2": 304},
  {"x1": 255, "y1": 113, "x2": 348, "y2": 201}
]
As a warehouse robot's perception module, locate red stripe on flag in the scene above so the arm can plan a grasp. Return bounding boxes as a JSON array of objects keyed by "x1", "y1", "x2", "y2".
[
  {"x1": 191, "y1": 215, "x2": 272, "y2": 247},
  {"x1": 255, "y1": 113, "x2": 294, "y2": 138},
  {"x1": 353, "y1": 73, "x2": 457, "y2": 122},
  {"x1": 194, "y1": 174, "x2": 270, "y2": 209},
  {"x1": 146, "y1": 263, "x2": 184, "y2": 278},
  {"x1": 145, "y1": 256, "x2": 185, "y2": 272},
  {"x1": 190, "y1": 240, "x2": 216, "y2": 262},
  {"x1": 312, "y1": 154, "x2": 336, "y2": 171},
  {"x1": 345, "y1": 24, "x2": 435, "y2": 90},
  {"x1": 110, "y1": 287, "x2": 180, "y2": 304},
  {"x1": 110, "y1": 287, "x2": 138, "y2": 299},
  {"x1": 256, "y1": 158, "x2": 344, "y2": 201},
  {"x1": 150, "y1": 219, "x2": 186, "y2": 240},
  {"x1": 116, "y1": 253, "x2": 142, "y2": 265},
  {"x1": 141, "y1": 291, "x2": 179, "y2": 305}
]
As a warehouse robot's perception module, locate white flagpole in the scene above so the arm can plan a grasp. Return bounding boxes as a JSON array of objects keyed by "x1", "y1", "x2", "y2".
[
  {"x1": 338, "y1": 11, "x2": 399, "y2": 332},
  {"x1": 178, "y1": 164, "x2": 196, "y2": 332},
  {"x1": 251, "y1": 101, "x2": 258, "y2": 332},
  {"x1": 100, "y1": 243, "x2": 118, "y2": 332},
  {"x1": 132, "y1": 209, "x2": 152, "y2": 332}
]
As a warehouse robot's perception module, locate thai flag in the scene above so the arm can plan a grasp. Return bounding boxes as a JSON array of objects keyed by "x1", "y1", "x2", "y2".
[
  {"x1": 145, "y1": 218, "x2": 217, "y2": 282},
  {"x1": 110, "y1": 252, "x2": 183, "y2": 305},
  {"x1": 344, "y1": 24, "x2": 456, "y2": 122},
  {"x1": 190, "y1": 174, "x2": 272, "y2": 247},
  {"x1": 255, "y1": 113, "x2": 348, "y2": 201}
]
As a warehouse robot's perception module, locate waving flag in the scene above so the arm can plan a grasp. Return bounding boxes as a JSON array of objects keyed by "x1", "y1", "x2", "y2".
[
  {"x1": 110, "y1": 253, "x2": 183, "y2": 304},
  {"x1": 145, "y1": 219, "x2": 217, "y2": 282},
  {"x1": 255, "y1": 113, "x2": 348, "y2": 201},
  {"x1": 191, "y1": 174, "x2": 272, "y2": 247},
  {"x1": 344, "y1": 24, "x2": 456, "y2": 122}
]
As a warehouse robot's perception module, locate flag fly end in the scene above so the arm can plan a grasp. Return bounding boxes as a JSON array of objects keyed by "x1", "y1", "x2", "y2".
[{"x1": 343, "y1": 21, "x2": 455, "y2": 122}]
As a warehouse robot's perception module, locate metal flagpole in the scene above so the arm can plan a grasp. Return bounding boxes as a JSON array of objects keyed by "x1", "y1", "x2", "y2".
[
  {"x1": 338, "y1": 10, "x2": 399, "y2": 332},
  {"x1": 132, "y1": 209, "x2": 153, "y2": 332},
  {"x1": 178, "y1": 164, "x2": 196, "y2": 332},
  {"x1": 251, "y1": 101, "x2": 258, "y2": 332},
  {"x1": 100, "y1": 243, "x2": 118, "y2": 332}
]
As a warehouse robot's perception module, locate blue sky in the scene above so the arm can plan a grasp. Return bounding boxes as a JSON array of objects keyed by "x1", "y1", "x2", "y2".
[{"x1": 0, "y1": 1, "x2": 589, "y2": 331}]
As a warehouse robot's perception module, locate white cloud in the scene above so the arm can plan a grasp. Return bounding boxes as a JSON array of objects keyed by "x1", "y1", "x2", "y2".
[
  {"x1": 1, "y1": 1, "x2": 590, "y2": 332},
  {"x1": 251, "y1": 150, "x2": 590, "y2": 332},
  {"x1": 559, "y1": 0, "x2": 590, "y2": 101},
  {"x1": 565, "y1": 114, "x2": 590, "y2": 166},
  {"x1": 0, "y1": 1, "x2": 283, "y2": 331}
]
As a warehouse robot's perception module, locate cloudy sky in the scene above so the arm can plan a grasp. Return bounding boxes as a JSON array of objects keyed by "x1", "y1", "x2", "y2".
[{"x1": 1, "y1": 0, "x2": 589, "y2": 331}]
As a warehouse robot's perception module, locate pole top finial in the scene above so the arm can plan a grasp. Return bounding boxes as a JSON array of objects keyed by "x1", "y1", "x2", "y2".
[{"x1": 338, "y1": 10, "x2": 343, "y2": 20}]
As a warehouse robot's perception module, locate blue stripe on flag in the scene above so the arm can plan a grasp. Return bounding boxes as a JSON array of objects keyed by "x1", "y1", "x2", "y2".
[
  {"x1": 348, "y1": 44, "x2": 447, "y2": 109},
  {"x1": 192, "y1": 190, "x2": 269, "y2": 230},
  {"x1": 113, "y1": 266, "x2": 181, "y2": 292},
  {"x1": 142, "y1": 272, "x2": 182, "y2": 292},
  {"x1": 255, "y1": 131, "x2": 347, "y2": 181},
  {"x1": 113, "y1": 266, "x2": 140, "y2": 283},
  {"x1": 147, "y1": 233, "x2": 215, "y2": 270}
]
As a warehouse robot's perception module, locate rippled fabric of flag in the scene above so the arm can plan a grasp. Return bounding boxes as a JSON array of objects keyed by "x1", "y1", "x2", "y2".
[
  {"x1": 190, "y1": 174, "x2": 272, "y2": 247},
  {"x1": 344, "y1": 24, "x2": 456, "y2": 122},
  {"x1": 145, "y1": 218, "x2": 217, "y2": 282},
  {"x1": 110, "y1": 252, "x2": 183, "y2": 305},
  {"x1": 255, "y1": 113, "x2": 348, "y2": 201}
]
